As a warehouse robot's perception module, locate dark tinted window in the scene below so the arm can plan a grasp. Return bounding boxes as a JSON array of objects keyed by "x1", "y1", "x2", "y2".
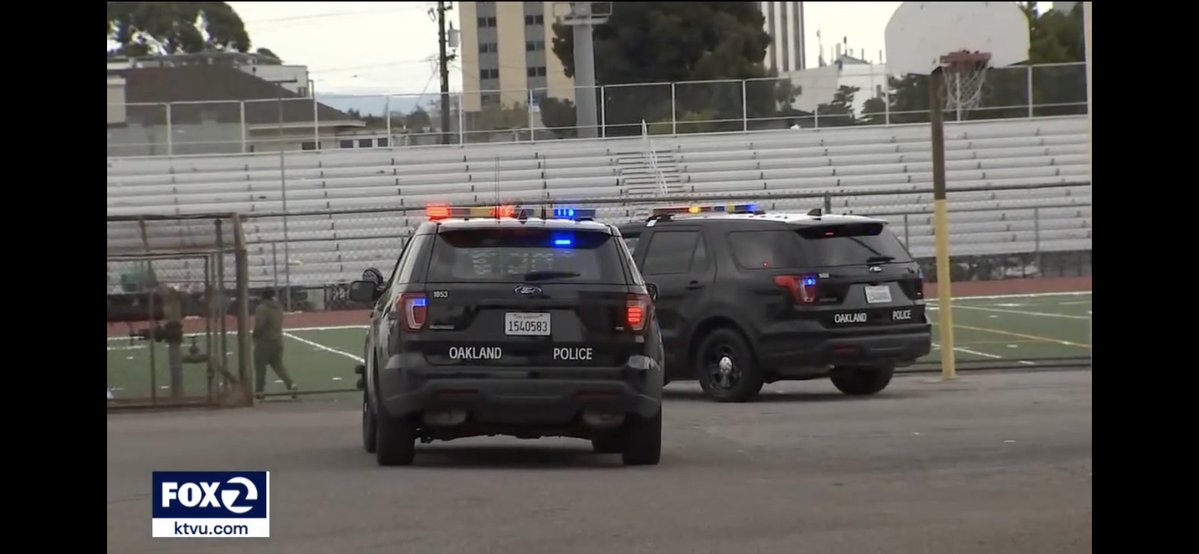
[
  {"x1": 395, "y1": 235, "x2": 430, "y2": 284},
  {"x1": 797, "y1": 223, "x2": 913, "y2": 266},
  {"x1": 642, "y1": 231, "x2": 701, "y2": 275},
  {"x1": 427, "y1": 229, "x2": 626, "y2": 283},
  {"x1": 727, "y1": 230, "x2": 805, "y2": 269}
]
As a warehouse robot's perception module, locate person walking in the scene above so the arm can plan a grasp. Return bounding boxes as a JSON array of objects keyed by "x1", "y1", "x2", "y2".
[{"x1": 253, "y1": 288, "x2": 298, "y2": 398}]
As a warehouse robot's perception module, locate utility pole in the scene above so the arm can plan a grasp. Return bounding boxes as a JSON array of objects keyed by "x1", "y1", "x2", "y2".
[
  {"x1": 557, "y1": 2, "x2": 610, "y2": 138},
  {"x1": 437, "y1": 2, "x2": 454, "y2": 144}
]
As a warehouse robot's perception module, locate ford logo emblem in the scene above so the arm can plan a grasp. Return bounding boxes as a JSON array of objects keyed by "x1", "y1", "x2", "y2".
[
  {"x1": 514, "y1": 285, "x2": 543, "y2": 296},
  {"x1": 869, "y1": 265, "x2": 883, "y2": 273}
]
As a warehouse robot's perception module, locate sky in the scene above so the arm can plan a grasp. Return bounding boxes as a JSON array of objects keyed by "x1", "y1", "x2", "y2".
[{"x1": 225, "y1": 2, "x2": 1052, "y2": 96}]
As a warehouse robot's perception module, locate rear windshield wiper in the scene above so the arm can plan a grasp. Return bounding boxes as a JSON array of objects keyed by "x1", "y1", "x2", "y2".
[{"x1": 521, "y1": 270, "x2": 581, "y2": 281}]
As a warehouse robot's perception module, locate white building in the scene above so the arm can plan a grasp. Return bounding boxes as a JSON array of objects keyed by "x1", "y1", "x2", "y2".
[
  {"x1": 760, "y1": 2, "x2": 806, "y2": 73},
  {"x1": 784, "y1": 54, "x2": 888, "y2": 118}
]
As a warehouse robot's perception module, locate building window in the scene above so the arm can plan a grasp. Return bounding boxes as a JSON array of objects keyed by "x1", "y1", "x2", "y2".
[
  {"x1": 301, "y1": 142, "x2": 317, "y2": 151},
  {"x1": 478, "y1": 16, "x2": 497, "y2": 27},
  {"x1": 358, "y1": 138, "x2": 373, "y2": 148},
  {"x1": 481, "y1": 93, "x2": 499, "y2": 106},
  {"x1": 524, "y1": 14, "x2": 544, "y2": 25},
  {"x1": 377, "y1": 137, "x2": 389, "y2": 148},
  {"x1": 340, "y1": 139, "x2": 355, "y2": 149},
  {"x1": 527, "y1": 66, "x2": 547, "y2": 77},
  {"x1": 525, "y1": 41, "x2": 545, "y2": 52},
  {"x1": 479, "y1": 42, "x2": 497, "y2": 54},
  {"x1": 479, "y1": 68, "x2": 499, "y2": 80}
]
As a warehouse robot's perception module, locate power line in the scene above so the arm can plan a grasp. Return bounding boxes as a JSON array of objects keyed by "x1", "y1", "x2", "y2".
[
  {"x1": 310, "y1": 57, "x2": 435, "y2": 76},
  {"x1": 244, "y1": 5, "x2": 425, "y2": 26}
]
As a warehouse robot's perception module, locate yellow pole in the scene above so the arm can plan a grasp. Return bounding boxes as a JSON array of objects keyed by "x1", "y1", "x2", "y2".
[
  {"x1": 929, "y1": 67, "x2": 957, "y2": 380},
  {"x1": 933, "y1": 199, "x2": 956, "y2": 379}
]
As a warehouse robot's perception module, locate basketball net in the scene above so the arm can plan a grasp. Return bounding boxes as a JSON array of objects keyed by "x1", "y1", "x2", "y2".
[{"x1": 941, "y1": 51, "x2": 991, "y2": 114}]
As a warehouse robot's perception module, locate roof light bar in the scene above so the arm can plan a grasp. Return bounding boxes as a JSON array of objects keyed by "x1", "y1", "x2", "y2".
[{"x1": 650, "y1": 203, "x2": 760, "y2": 217}]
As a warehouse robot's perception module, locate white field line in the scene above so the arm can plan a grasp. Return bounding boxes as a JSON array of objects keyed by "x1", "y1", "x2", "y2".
[
  {"x1": 932, "y1": 343, "x2": 1037, "y2": 366},
  {"x1": 283, "y1": 332, "x2": 364, "y2": 364},
  {"x1": 928, "y1": 291, "x2": 1091, "y2": 302},
  {"x1": 936, "y1": 304, "x2": 1090, "y2": 320},
  {"x1": 106, "y1": 324, "x2": 369, "y2": 341}
]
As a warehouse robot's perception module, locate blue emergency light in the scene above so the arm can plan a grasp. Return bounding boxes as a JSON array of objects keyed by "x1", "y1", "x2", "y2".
[{"x1": 516, "y1": 206, "x2": 597, "y2": 221}]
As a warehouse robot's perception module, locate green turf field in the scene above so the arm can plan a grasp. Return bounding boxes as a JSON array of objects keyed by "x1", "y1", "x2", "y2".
[{"x1": 106, "y1": 292, "x2": 1091, "y2": 400}]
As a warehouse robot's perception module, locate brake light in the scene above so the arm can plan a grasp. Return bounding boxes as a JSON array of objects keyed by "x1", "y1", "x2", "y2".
[
  {"x1": 626, "y1": 293, "x2": 650, "y2": 332},
  {"x1": 915, "y1": 269, "x2": 925, "y2": 299},
  {"x1": 774, "y1": 275, "x2": 819, "y2": 304},
  {"x1": 396, "y1": 292, "x2": 428, "y2": 330}
]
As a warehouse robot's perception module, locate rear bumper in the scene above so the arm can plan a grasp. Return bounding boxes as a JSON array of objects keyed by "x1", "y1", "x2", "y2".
[
  {"x1": 378, "y1": 354, "x2": 663, "y2": 424},
  {"x1": 757, "y1": 323, "x2": 932, "y2": 371}
]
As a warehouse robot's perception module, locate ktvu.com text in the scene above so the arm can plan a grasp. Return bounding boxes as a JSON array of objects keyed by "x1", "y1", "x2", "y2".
[{"x1": 151, "y1": 471, "x2": 270, "y2": 538}]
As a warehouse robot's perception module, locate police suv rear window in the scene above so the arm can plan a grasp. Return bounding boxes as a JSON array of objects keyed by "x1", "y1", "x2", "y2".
[
  {"x1": 796, "y1": 223, "x2": 913, "y2": 266},
  {"x1": 427, "y1": 228, "x2": 627, "y2": 283},
  {"x1": 727, "y1": 223, "x2": 912, "y2": 269}
]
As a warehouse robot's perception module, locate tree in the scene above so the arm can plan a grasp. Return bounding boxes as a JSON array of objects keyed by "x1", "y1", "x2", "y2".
[
  {"x1": 255, "y1": 47, "x2": 283, "y2": 63},
  {"x1": 107, "y1": 2, "x2": 251, "y2": 56},
  {"x1": 550, "y1": 2, "x2": 794, "y2": 135},
  {"x1": 816, "y1": 85, "x2": 860, "y2": 127},
  {"x1": 539, "y1": 97, "x2": 577, "y2": 139}
]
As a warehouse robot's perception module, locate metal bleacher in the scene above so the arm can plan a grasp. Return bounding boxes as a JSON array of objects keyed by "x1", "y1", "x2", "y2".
[{"x1": 107, "y1": 115, "x2": 1092, "y2": 287}]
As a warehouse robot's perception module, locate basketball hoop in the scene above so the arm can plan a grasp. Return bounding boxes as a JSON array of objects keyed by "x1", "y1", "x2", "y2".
[{"x1": 941, "y1": 50, "x2": 991, "y2": 114}]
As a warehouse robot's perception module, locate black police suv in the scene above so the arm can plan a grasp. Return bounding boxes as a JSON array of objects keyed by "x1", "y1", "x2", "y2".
[
  {"x1": 349, "y1": 206, "x2": 664, "y2": 466},
  {"x1": 618, "y1": 204, "x2": 931, "y2": 403}
]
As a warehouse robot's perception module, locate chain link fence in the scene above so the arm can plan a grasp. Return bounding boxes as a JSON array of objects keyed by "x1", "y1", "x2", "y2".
[{"x1": 107, "y1": 63, "x2": 1088, "y2": 157}]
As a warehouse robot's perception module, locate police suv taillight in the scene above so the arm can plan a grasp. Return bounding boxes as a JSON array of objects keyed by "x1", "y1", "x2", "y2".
[
  {"x1": 626, "y1": 293, "x2": 651, "y2": 332},
  {"x1": 397, "y1": 292, "x2": 427, "y2": 331},
  {"x1": 773, "y1": 275, "x2": 819, "y2": 304}
]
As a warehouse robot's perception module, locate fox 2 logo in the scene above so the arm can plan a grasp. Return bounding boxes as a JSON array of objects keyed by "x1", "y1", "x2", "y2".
[{"x1": 152, "y1": 471, "x2": 269, "y2": 538}]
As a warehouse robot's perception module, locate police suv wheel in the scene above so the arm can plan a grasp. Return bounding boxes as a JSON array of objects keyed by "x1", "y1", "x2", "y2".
[
  {"x1": 696, "y1": 328, "x2": 764, "y2": 403},
  {"x1": 830, "y1": 365, "x2": 895, "y2": 396},
  {"x1": 621, "y1": 410, "x2": 662, "y2": 466},
  {"x1": 375, "y1": 412, "x2": 416, "y2": 466},
  {"x1": 362, "y1": 393, "x2": 378, "y2": 454}
]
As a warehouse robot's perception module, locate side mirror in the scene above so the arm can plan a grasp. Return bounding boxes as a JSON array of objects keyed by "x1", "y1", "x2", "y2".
[
  {"x1": 362, "y1": 268, "x2": 385, "y2": 285},
  {"x1": 646, "y1": 282, "x2": 659, "y2": 303},
  {"x1": 348, "y1": 280, "x2": 382, "y2": 303}
]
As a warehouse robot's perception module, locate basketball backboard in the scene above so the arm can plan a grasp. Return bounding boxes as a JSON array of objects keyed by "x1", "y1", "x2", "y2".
[{"x1": 884, "y1": 2, "x2": 1029, "y2": 76}]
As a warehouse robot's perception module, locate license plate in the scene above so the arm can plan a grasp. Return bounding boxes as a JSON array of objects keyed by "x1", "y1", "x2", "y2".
[
  {"x1": 505, "y1": 312, "x2": 551, "y2": 336},
  {"x1": 864, "y1": 285, "x2": 893, "y2": 304}
]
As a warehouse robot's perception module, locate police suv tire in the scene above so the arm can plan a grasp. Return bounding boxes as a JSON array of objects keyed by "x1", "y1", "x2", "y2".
[
  {"x1": 621, "y1": 410, "x2": 662, "y2": 466},
  {"x1": 696, "y1": 328, "x2": 764, "y2": 403},
  {"x1": 375, "y1": 411, "x2": 416, "y2": 466},
  {"x1": 362, "y1": 392, "x2": 378, "y2": 454},
  {"x1": 830, "y1": 365, "x2": 895, "y2": 396}
]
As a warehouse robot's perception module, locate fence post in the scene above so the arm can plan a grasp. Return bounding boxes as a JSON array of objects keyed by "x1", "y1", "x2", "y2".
[
  {"x1": 670, "y1": 83, "x2": 677, "y2": 135},
  {"x1": 457, "y1": 93, "x2": 465, "y2": 145},
  {"x1": 165, "y1": 103, "x2": 173, "y2": 156},
  {"x1": 313, "y1": 95, "x2": 320, "y2": 149},
  {"x1": 823, "y1": 193, "x2": 832, "y2": 213},
  {"x1": 1033, "y1": 207, "x2": 1041, "y2": 270},
  {"x1": 1027, "y1": 65, "x2": 1034, "y2": 119},
  {"x1": 600, "y1": 86, "x2": 606, "y2": 138},
  {"x1": 232, "y1": 214, "x2": 253, "y2": 406},
  {"x1": 903, "y1": 213, "x2": 911, "y2": 248},
  {"x1": 741, "y1": 80, "x2": 748, "y2": 132},
  {"x1": 239, "y1": 101, "x2": 247, "y2": 153},
  {"x1": 814, "y1": 103, "x2": 819, "y2": 129},
  {"x1": 271, "y1": 242, "x2": 279, "y2": 290},
  {"x1": 385, "y1": 96, "x2": 392, "y2": 147},
  {"x1": 885, "y1": 91, "x2": 891, "y2": 125}
]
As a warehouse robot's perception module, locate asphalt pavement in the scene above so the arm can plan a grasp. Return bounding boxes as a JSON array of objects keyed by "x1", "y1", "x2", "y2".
[{"x1": 107, "y1": 368, "x2": 1092, "y2": 554}]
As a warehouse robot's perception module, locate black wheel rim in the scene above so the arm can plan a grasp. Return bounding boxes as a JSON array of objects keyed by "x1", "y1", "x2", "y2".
[{"x1": 705, "y1": 343, "x2": 740, "y2": 391}]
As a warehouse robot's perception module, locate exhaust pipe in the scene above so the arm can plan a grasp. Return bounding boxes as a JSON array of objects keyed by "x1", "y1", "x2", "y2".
[
  {"x1": 582, "y1": 410, "x2": 625, "y2": 430},
  {"x1": 422, "y1": 409, "x2": 467, "y2": 427}
]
